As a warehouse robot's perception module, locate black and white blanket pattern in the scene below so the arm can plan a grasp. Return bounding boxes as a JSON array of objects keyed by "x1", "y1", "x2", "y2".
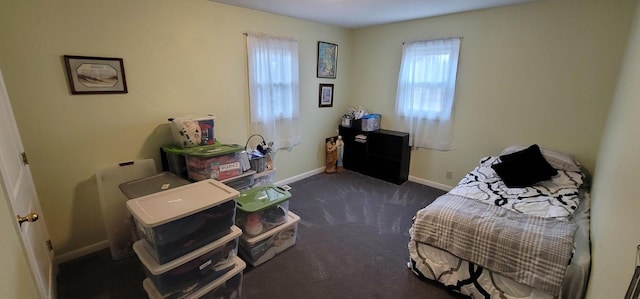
[
  {"x1": 449, "y1": 156, "x2": 584, "y2": 220},
  {"x1": 410, "y1": 194, "x2": 577, "y2": 296}
]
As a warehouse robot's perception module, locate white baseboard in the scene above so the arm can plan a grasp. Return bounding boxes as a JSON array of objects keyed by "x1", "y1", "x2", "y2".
[
  {"x1": 275, "y1": 167, "x2": 325, "y2": 186},
  {"x1": 54, "y1": 169, "x2": 443, "y2": 264},
  {"x1": 54, "y1": 169, "x2": 324, "y2": 263},
  {"x1": 55, "y1": 240, "x2": 109, "y2": 264},
  {"x1": 408, "y1": 175, "x2": 453, "y2": 191}
]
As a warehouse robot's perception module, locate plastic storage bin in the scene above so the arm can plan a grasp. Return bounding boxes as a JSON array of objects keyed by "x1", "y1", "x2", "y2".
[
  {"x1": 169, "y1": 115, "x2": 216, "y2": 148},
  {"x1": 119, "y1": 172, "x2": 191, "y2": 199},
  {"x1": 239, "y1": 211, "x2": 300, "y2": 267},
  {"x1": 161, "y1": 145, "x2": 189, "y2": 179},
  {"x1": 361, "y1": 114, "x2": 381, "y2": 131},
  {"x1": 220, "y1": 170, "x2": 255, "y2": 191},
  {"x1": 183, "y1": 144, "x2": 243, "y2": 181},
  {"x1": 143, "y1": 256, "x2": 246, "y2": 299},
  {"x1": 252, "y1": 169, "x2": 276, "y2": 187},
  {"x1": 235, "y1": 185, "x2": 291, "y2": 237},
  {"x1": 126, "y1": 179, "x2": 239, "y2": 264},
  {"x1": 134, "y1": 226, "x2": 241, "y2": 299}
]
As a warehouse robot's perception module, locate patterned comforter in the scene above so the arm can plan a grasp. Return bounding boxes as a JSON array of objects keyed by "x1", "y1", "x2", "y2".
[
  {"x1": 409, "y1": 156, "x2": 588, "y2": 297},
  {"x1": 449, "y1": 156, "x2": 584, "y2": 220},
  {"x1": 410, "y1": 194, "x2": 577, "y2": 296}
]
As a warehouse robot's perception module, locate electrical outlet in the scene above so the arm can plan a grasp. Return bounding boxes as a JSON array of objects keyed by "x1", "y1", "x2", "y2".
[{"x1": 446, "y1": 170, "x2": 453, "y2": 179}]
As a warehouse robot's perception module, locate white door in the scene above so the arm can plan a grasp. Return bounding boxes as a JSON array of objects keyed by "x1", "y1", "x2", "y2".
[{"x1": 0, "y1": 69, "x2": 56, "y2": 298}]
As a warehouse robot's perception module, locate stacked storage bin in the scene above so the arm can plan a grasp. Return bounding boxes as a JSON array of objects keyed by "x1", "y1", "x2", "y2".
[
  {"x1": 119, "y1": 172, "x2": 192, "y2": 200},
  {"x1": 162, "y1": 114, "x2": 244, "y2": 183},
  {"x1": 252, "y1": 168, "x2": 276, "y2": 187},
  {"x1": 161, "y1": 143, "x2": 254, "y2": 191},
  {"x1": 181, "y1": 144, "x2": 244, "y2": 182},
  {"x1": 126, "y1": 179, "x2": 246, "y2": 298},
  {"x1": 235, "y1": 185, "x2": 300, "y2": 266}
]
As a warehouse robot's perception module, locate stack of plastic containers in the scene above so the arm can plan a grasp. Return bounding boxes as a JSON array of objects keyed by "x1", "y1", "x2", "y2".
[
  {"x1": 119, "y1": 172, "x2": 191, "y2": 200},
  {"x1": 126, "y1": 179, "x2": 246, "y2": 298},
  {"x1": 181, "y1": 144, "x2": 244, "y2": 182},
  {"x1": 235, "y1": 185, "x2": 300, "y2": 267},
  {"x1": 161, "y1": 142, "x2": 254, "y2": 192}
]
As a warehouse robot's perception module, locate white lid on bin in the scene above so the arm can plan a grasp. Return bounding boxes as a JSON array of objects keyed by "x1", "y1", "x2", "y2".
[
  {"x1": 126, "y1": 179, "x2": 239, "y2": 227},
  {"x1": 133, "y1": 226, "x2": 241, "y2": 275},
  {"x1": 142, "y1": 256, "x2": 246, "y2": 299},
  {"x1": 240, "y1": 211, "x2": 300, "y2": 245}
]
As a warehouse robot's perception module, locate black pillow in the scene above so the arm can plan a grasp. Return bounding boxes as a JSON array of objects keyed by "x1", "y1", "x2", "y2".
[{"x1": 491, "y1": 144, "x2": 558, "y2": 188}]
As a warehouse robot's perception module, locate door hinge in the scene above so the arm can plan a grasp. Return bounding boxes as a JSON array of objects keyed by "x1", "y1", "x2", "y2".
[
  {"x1": 21, "y1": 152, "x2": 29, "y2": 165},
  {"x1": 46, "y1": 240, "x2": 53, "y2": 252}
]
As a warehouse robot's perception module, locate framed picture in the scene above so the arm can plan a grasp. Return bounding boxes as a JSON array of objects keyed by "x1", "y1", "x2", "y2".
[
  {"x1": 319, "y1": 83, "x2": 334, "y2": 108},
  {"x1": 317, "y1": 41, "x2": 337, "y2": 79},
  {"x1": 63, "y1": 55, "x2": 128, "y2": 94}
]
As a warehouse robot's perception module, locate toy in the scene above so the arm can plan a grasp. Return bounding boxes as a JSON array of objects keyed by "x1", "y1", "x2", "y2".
[
  {"x1": 169, "y1": 115, "x2": 216, "y2": 148},
  {"x1": 175, "y1": 119, "x2": 202, "y2": 148},
  {"x1": 244, "y1": 213, "x2": 263, "y2": 236}
]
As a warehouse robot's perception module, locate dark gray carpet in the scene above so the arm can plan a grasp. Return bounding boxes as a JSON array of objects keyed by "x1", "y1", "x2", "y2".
[
  {"x1": 241, "y1": 170, "x2": 464, "y2": 299},
  {"x1": 57, "y1": 170, "x2": 466, "y2": 299}
]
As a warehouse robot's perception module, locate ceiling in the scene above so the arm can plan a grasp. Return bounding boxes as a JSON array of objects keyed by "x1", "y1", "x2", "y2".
[{"x1": 209, "y1": 0, "x2": 532, "y2": 29}]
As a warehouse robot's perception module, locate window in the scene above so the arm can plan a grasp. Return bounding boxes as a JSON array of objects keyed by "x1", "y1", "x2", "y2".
[
  {"x1": 246, "y1": 34, "x2": 301, "y2": 151},
  {"x1": 395, "y1": 38, "x2": 461, "y2": 150}
]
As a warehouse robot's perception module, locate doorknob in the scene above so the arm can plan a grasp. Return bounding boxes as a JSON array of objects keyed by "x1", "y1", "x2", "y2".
[{"x1": 17, "y1": 213, "x2": 39, "y2": 225}]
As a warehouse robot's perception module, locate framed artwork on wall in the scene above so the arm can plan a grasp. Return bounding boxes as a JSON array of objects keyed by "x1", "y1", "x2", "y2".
[
  {"x1": 63, "y1": 55, "x2": 128, "y2": 94},
  {"x1": 317, "y1": 41, "x2": 337, "y2": 79},
  {"x1": 319, "y1": 83, "x2": 334, "y2": 107}
]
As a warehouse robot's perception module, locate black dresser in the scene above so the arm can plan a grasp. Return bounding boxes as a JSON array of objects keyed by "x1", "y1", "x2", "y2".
[{"x1": 338, "y1": 126, "x2": 411, "y2": 185}]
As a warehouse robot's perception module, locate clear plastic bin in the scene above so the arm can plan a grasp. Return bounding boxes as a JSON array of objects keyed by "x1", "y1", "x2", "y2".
[
  {"x1": 235, "y1": 185, "x2": 291, "y2": 236},
  {"x1": 126, "y1": 179, "x2": 239, "y2": 264},
  {"x1": 183, "y1": 144, "x2": 243, "y2": 181},
  {"x1": 252, "y1": 168, "x2": 276, "y2": 187},
  {"x1": 143, "y1": 256, "x2": 246, "y2": 299},
  {"x1": 119, "y1": 172, "x2": 191, "y2": 199},
  {"x1": 239, "y1": 211, "x2": 300, "y2": 267},
  {"x1": 221, "y1": 170, "x2": 255, "y2": 191},
  {"x1": 361, "y1": 113, "x2": 381, "y2": 131},
  {"x1": 161, "y1": 145, "x2": 190, "y2": 179},
  {"x1": 134, "y1": 226, "x2": 241, "y2": 298}
]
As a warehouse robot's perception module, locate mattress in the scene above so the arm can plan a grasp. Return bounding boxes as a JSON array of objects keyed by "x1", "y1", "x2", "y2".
[{"x1": 408, "y1": 188, "x2": 591, "y2": 299}]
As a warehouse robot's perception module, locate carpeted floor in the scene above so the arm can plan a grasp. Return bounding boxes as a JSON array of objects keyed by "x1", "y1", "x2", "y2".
[{"x1": 57, "y1": 170, "x2": 466, "y2": 299}]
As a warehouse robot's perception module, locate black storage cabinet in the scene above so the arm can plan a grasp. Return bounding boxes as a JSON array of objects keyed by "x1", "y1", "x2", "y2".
[{"x1": 338, "y1": 125, "x2": 411, "y2": 185}]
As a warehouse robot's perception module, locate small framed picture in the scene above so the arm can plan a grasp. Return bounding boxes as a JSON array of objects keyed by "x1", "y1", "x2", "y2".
[
  {"x1": 319, "y1": 83, "x2": 334, "y2": 108},
  {"x1": 63, "y1": 55, "x2": 128, "y2": 94},
  {"x1": 317, "y1": 41, "x2": 337, "y2": 79}
]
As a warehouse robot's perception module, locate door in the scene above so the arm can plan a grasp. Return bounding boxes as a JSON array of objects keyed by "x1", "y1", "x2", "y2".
[{"x1": 0, "y1": 69, "x2": 56, "y2": 298}]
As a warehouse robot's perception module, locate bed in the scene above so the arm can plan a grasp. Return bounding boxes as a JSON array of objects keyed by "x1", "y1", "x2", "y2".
[{"x1": 408, "y1": 144, "x2": 591, "y2": 299}]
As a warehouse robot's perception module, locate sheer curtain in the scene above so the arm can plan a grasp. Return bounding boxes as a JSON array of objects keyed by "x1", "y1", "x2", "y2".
[
  {"x1": 246, "y1": 33, "x2": 301, "y2": 152},
  {"x1": 395, "y1": 38, "x2": 461, "y2": 150}
]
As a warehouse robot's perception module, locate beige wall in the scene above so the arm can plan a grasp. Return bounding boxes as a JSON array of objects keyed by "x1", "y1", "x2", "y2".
[
  {"x1": 588, "y1": 2, "x2": 640, "y2": 297},
  {"x1": 351, "y1": 0, "x2": 635, "y2": 185},
  {"x1": 0, "y1": 185, "x2": 39, "y2": 299},
  {"x1": 1, "y1": 0, "x2": 639, "y2": 297},
  {"x1": 0, "y1": 0, "x2": 352, "y2": 256}
]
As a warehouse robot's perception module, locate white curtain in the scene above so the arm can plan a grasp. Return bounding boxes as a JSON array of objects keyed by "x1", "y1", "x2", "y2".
[
  {"x1": 395, "y1": 38, "x2": 461, "y2": 150},
  {"x1": 246, "y1": 34, "x2": 301, "y2": 152}
]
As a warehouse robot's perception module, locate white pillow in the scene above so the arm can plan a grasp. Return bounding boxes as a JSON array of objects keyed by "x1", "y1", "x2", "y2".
[{"x1": 500, "y1": 144, "x2": 581, "y2": 172}]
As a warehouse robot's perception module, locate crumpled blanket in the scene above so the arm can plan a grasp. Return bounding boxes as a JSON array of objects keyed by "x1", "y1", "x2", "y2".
[{"x1": 410, "y1": 194, "x2": 577, "y2": 296}]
